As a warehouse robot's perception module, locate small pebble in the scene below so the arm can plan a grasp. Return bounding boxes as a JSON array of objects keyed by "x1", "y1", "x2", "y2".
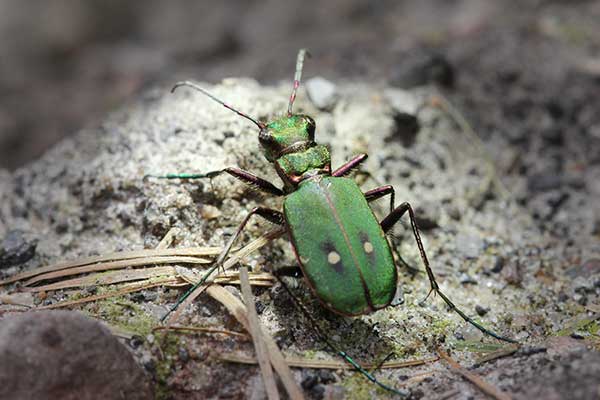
[
  {"x1": 383, "y1": 88, "x2": 420, "y2": 115},
  {"x1": 179, "y1": 347, "x2": 190, "y2": 363},
  {"x1": 201, "y1": 204, "x2": 222, "y2": 220},
  {"x1": 146, "y1": 334, "x2": 155, "y2": 344},
  {"x1": 570, "y1": 331, "x2": 587, "y2": 340},
  {"x1": 305, "y1": 76, "x2": 338, "y2": 110},
  {"x1": 491, "y1": 255, "x2": 505, "y2": 273},
  {"x1": 129, "y1": 335, "x2": 144, "y2": 349},
  {"x1": 459, "y1": 273, "x2": 478, "y2": 285},
  {"x1": 475, "y1": 305, "x2": 489, "y2": 316},
  {"x1": 0, "y1": 230, "x2": 38, "y2": 269},
  {"x1": 318, "y1": 370, "x2": 336, "y2": 384}
]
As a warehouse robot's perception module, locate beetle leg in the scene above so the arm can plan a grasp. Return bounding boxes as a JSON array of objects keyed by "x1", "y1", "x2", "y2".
[
  {"x1": 381, "y1": 202, "x2": 517, "y2": 343},
  {"x1": 364, "y1": 185, "x2": 395, "y2": 214},
  {"x1": 161, "y1": 207, "x2": 283, "y2": 323},
  {"x1": 273, "y1": 273, "x2": 410, "y2": 397},
  {"x1": 145, "y1": 167, "x2": 284, "y2": 196},
  {"x1": 214, "y1": 207, "x2": 284, "y2": 268},
  {"x1": 332, "y1": 153, "x2": 368, "y2": 177},
  {"x1": 365, "y1": 186, "x2": 423, "y2": 274}
]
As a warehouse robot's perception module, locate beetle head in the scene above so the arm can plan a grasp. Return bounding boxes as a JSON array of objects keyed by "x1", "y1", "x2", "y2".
[{"x1": 258, "y1": 114, "x2": 315, "y2": 162}]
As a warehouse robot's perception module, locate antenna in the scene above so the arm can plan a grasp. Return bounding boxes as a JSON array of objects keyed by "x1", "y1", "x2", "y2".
[
  {"x1": 172, "y1": 81, "x2": 265, "y2": 129},
  {"x1": 287, "y1": 48, "x2": 310, "y2": 116}
]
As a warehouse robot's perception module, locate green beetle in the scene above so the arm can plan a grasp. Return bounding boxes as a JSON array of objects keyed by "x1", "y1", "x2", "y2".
[
  {"x1": 157, "y1": 49, "x2": 515, "y2": 343},
  {"x1": 152, "y1": 49, "x2": 516, "y2": 396}
]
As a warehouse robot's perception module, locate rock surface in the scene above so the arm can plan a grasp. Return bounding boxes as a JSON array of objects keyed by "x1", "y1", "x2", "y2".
[
  {"x1": 0, "y1": 311, "x2": 153, "y2": 400},
  {"x1": 0, "y1": 80, "x2": 598, "y2": 399}
]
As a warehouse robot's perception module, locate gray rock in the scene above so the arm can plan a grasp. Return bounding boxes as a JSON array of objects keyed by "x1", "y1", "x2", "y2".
[
  {"x1": 514, "y1": 351, "x2": 600, "y2": 400},
  {"x1": 0, "y1": 311, "x2": 153, "y2": 400},
  {"x1": 0, "y1": 78, "x2": 592, "y2": 398},
  {"x1": 305, "y1": 76, "x2": 338, "y2": 110},
  {"x1": 0, "y1": 230, "x2": 37, "y2": 269},
  {"x1": 383, "y1": 88, "x2": 420, "y2": 116}
]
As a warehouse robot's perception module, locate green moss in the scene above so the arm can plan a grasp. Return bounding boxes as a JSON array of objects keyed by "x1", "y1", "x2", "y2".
[
  {"x1": 154, "y1": 333, "x2": 181, "y2": 400},
  {"x1": 555, "y1": 316, "x2": 599, "y2": 337},
  {"x1": 427, "y1": 315, "x2": 455, "y2": 337},
  {"x1": 301, "y1": 349, "x2": 319, "y2": 359},
  {"x1": 85, "y1": 294, "x2": 155, "y2": 336},
  {"x1": 342, "y1": 373, "x2": 395, "y2": 400}
]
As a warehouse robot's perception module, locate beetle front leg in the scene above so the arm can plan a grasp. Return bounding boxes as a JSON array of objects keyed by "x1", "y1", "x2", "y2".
[
  {"x1": 332, "y1": 153, "x2": 368, "y2": 177},
  {"x1": 145, "y1": 167, "x2": 284, "y2": 196},
  {"x1": 381, "y1": 202, "x2": 517, "y2": 343},
  {"x1": 213, "y1": 206, "x2": 284, "y2": 268}
]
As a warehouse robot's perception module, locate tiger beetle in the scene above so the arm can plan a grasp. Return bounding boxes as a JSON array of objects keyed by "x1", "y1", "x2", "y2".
[{"x1": 150, "y1": 49, "x2": 517, "y2": 396}]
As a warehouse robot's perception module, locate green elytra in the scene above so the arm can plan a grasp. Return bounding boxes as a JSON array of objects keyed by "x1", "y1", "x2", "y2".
[
  {"x1": 150, "y1": 49, "x2": 517, "y2": 396},
  {"x1": 285, "y1": 176, "x2": 397, "y2": 315}
]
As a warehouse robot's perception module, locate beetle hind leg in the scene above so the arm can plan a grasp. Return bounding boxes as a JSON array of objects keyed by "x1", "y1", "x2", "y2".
[{"x1": 381, "y1": 201, "x2": 518, "y2": 343}]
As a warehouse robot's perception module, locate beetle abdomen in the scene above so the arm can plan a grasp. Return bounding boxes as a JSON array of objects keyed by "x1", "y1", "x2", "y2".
[{"x1": 283, "y1": 176, "x2": 397, "y2": 316}]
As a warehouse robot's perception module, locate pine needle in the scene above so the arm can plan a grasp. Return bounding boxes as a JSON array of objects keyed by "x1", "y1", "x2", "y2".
[
  {"x1": 37, "y1": 279, "x2": 177, "y2": 309},
  {"x1": 153, "y1": 325, "x2": 250, "y2": 340},
  {"x1": 437, "y1": 347, "x2": 512, "y2": 400},
  {"x1": 25, "y1": 266, "x2": 177, "y2": 292},
  {"x1": 0, "y1": 247, "x2": 219, "y2": 286},
  {"x1": 22, "y1": 256, "x2": 210, "y2": 287},
  {"x1": 239, "y1": 266, "x2": 280, "y2": 400},
  {"x1": 220, "y1": 353, "x2": 438, "y2": 370}
]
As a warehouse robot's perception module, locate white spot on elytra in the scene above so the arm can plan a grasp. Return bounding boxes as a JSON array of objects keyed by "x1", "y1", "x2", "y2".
[
  {"x1": 327, "y1": 251, "x2": 341, "y2": 264},
  {"x1": 364, "y1": 241, "x2": 374, "y2": 253}
]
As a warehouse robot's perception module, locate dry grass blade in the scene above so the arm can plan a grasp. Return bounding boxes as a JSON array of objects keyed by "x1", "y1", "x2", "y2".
[
  {"x1": 437, "y1": 347, "x2": 512, "y2": 400},
  {"x1": 206, "y1": 285, "x2": 304, "y2": 400},
  {"x1": 176, "y1": 266, "x2": 274, "y2": 287},
  {"x1": 153, "y1": 325, "x2": 250, "y2": 340},
  {"x1": 239, "y1": 266, "x2": 279, "y2": 400},
  {"x1": 163, "y1": 227, "x2": 285, "y2": 325},
  {"x1": 23, "y1": 256, "x2": 209, "y2": 286},
  {"x1": 37, "y1": 278, "x2": 178, "y2": 309},
  {"x1": 220, "y1": 353, "x2": 438, "y2": 370},
  {"x1": 25, "y1": 266, "x2": 177, "y2": 292},
  {"x1": 0, "y1": 247, "x2": 220, "y2": 286}
]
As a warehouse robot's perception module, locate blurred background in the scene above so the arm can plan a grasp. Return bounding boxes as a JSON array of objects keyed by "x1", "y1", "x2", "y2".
[{"x1": 0, "y1": 0, "x2": 598, "y2": 195}]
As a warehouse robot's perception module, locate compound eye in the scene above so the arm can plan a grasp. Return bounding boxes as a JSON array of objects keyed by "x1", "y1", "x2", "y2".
[{"x1": 258, "y1": 128, "x2": 274, "y2": 143}]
